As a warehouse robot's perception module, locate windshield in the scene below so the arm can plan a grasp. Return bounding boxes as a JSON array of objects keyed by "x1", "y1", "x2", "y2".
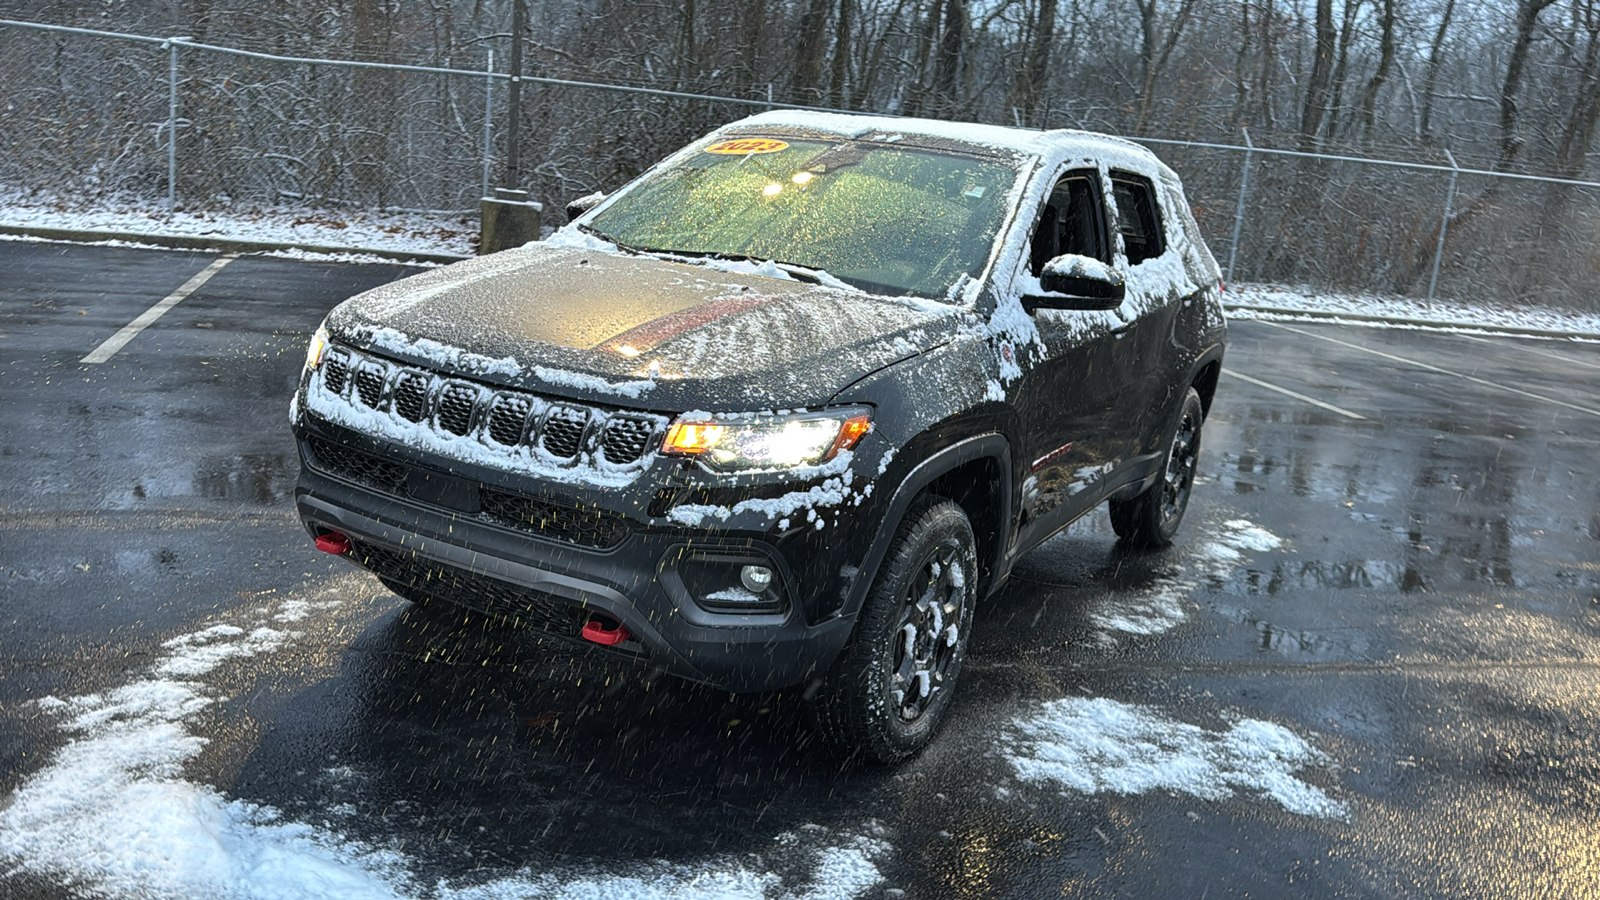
[{"x1": 587, "y1": 137, "x2": 1020, "y2": 299}]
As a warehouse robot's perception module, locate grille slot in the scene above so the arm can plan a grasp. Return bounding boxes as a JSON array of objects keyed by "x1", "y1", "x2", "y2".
[
  {"x1": 541, "y1": 406, "x2": 589, "y2": 460},
  {"x1": 392, "y1": 372, "x2": 432, "y2": 423},
  {"x1": 436, "y1": 383, "x2": 478, "y2": 436},
  {"x1": 350, "y1": 540, "x2": 592, "y2": 636},
  {"x1": 480, "y1": 489, "x2": 629, "y2": 549},
  {"x1": 602, "y1": 416, "x2": 656, "y2": 464},
  {"x1": 353, "y1": 362, "x2": 387, "y2": 408},
  {"x1": 323, "y1": 353, "x2": 351, "y2": 395},
  {"x1": 487, "y1": 395, "x2": 533, "y2": 446},
  {"x1": 307, "y1": 436, "x2": 408, "y2": 491}
]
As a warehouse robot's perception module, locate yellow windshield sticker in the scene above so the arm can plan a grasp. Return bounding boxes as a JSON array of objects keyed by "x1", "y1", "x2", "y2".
[{"x1": 705, "y1": 138, "x2": 789, "y2": 155}]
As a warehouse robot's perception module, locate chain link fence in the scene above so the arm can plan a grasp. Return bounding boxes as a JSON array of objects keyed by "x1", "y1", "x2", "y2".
[{"x1": 4, "y1": 18, "x2": 1599, "y2": 313}]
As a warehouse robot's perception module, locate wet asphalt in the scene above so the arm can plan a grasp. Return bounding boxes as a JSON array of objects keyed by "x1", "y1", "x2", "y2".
[{"x1": 2, "y1": 239, "x2": 1599, "y2": 898}]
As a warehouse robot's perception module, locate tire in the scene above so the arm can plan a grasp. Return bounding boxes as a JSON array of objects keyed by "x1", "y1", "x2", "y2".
[
  {"x1": 1109, "y1": 386, "x2": 1204, "y2": 548},
  {"x1": 812, "y1": 497, "x2": 978, "y2": 764}
]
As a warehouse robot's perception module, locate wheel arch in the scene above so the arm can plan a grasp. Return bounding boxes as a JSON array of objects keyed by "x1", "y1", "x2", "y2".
[
  {"x1": 1191, "y1": 355, "x2": 1223, "y2": 418},
  {"x1": 841, "y1": 433, "x2": 1012, "y2": 622}
]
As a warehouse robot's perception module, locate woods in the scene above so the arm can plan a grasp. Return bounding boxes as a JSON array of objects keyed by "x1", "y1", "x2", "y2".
[{"x1": 2, "y1": 0, "x2": 1600, "y2": 309}]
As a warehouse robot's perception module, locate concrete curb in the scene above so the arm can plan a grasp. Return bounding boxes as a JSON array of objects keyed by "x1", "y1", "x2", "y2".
[
  {"x1": 1225, "y1": 302, "x2": 1599, "y2": 341},
  {"x1": 0, "y1": 224, "x2": 471, "y2": 265}
]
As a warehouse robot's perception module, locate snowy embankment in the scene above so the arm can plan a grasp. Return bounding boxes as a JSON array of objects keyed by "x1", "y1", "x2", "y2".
[
  {"x1": 3, "y1": 189, "x2": 1597, "y2": 337},
  {"x1": 1226, "y1": 283, "x2": 1600, "y2": 338},
  {"x1": 0, "y1": 188, "x2": 479, "y2": 262}
]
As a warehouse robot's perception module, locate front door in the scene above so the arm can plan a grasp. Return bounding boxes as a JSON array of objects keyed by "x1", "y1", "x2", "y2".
[{"x1": 1008, "y1": 166, "x2": 1132, "y2": 545}]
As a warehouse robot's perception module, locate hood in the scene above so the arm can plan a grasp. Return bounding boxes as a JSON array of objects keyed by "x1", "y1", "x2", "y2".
[{"x1": 327, "y1": 242, "x2": 961, "y2": 411}]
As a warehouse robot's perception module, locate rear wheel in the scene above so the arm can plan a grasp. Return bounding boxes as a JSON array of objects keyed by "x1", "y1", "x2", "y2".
[
  {"x1": 1109, "y1": 386, "x2": 1204, "y2": 548},
  {"x1": 812, "y1": 497, "x2": 978, "y2": 764}
]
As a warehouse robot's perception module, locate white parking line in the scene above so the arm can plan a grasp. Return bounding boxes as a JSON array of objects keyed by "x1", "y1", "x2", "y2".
[
  {"x1": 81, "y1": 255, "x2": 235, "y2": 364},
  {"x1": 1451, "y1": 332, "x2": 1600, "y2": 371},
  {"x1": 1263, "y1": 321, "x2": 1600, "y2": 420},
  {"x1": 1221, "y1": 370, "x2": 1367, "y2": 420}
]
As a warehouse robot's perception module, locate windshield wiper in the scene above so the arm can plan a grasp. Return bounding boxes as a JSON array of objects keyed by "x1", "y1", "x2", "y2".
[
  {"x1": 576, "y1": 227, "x2": 717, "y2": 261},
  {"x1": 702, "y1": 252, "x2": 833, "y2": 286},
  {"x1": 575, "y1": 224, "x2": 672, "y2": 257},
  {"x1": 575, "y1": 235, "x2": 853, "y2": 290}
]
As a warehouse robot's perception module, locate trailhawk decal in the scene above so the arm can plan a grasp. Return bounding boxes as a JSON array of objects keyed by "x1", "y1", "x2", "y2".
[{"x1": 705, "y1": 138, "x2": 789, "y2": 155}]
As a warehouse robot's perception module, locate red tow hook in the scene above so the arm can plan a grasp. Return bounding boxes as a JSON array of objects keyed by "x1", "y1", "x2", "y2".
[
  {"x1": 314, "y1": 532, "x2": 352, "y2": 555},
  {"x1": 581, "y1": 616, "x2": 630, "y2": 646}
]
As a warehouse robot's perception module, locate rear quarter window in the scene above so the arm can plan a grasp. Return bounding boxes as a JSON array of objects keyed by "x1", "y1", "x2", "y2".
[{"x1": 1110, "y1": 173, "x2": 1166, "y2": 266}]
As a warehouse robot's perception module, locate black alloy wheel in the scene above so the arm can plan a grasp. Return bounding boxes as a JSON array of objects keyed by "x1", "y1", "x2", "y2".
[
  {"x1": 889, "y1": 541, "x2": 967, "y2": 723},
  {"x1": 814, "y1": 497, "x2": 978, "y2": 763}
]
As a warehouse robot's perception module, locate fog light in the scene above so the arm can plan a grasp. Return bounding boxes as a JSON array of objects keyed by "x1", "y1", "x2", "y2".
[{"x1": 740, "y1": 565, "x2": 774, "y2": 593}]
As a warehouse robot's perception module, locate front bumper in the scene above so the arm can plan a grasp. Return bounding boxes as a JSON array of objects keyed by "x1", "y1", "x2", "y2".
[{"x1": 293, "y1": 426, "x2": 874, "y2": 693}]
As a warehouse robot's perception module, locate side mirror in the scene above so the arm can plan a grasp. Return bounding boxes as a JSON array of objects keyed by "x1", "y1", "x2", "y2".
[
  {"x1": 565, "y1": 191, "x2": 607, "y2": 223},
  {"x1": 1024, "y1": 254, "x2": 1126, "y2": 312}
]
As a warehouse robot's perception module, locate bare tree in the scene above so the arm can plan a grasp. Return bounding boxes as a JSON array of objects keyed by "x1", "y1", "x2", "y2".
[
  {"x1": 1418, "y1": 0, "x2": 1457, "y2": 140},
  {"x1": 1299, "y1": 0, "x2": 1336, "y2": 150},
  {"x1": 1133, "y1": 0, "x2": 1199, "y2": 134},
  {"x1": 1357, "y1": 0, "x2": 1399, "y2": 142},
  {"x1": 1498, "y1": 0, "x2": 1560, "y2": 170}
]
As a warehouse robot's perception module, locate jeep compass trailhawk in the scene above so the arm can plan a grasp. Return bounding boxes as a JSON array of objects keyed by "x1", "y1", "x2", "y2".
[{"x1": 292, "y1": 111, "x2": 1226, "y2": 762}]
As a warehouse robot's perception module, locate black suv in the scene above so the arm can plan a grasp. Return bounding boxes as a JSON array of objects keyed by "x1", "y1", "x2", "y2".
[{"x1": 292, "y1": 111, "x2": 1225, "y2": 762}]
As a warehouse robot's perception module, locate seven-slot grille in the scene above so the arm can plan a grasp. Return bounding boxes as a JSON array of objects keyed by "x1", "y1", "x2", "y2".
[{"x1": 318, "y1": 345, "x2": 664, "y2": 467}]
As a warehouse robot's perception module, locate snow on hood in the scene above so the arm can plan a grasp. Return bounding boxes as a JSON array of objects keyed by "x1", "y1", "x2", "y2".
[{"x1": 327, "y1": 241, "x2": 959, "y2": 411}]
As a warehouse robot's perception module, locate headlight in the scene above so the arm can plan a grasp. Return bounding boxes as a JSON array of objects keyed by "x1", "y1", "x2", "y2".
[
  {"x1": 662, "y1": 408, "x2": 872, "y2": 472},
  {"x1": 303, "y1": 321, "x2": 330, "y2": 372}
]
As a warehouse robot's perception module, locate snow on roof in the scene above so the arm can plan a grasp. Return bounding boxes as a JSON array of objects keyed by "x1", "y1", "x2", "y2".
[{"x1": 725, "y1": 110, "x2": 1163, "y2": 168}]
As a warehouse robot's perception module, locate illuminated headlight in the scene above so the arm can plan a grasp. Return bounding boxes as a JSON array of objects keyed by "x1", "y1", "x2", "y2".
[
  {"x1": 303, "y1": 321, "x2": 331, "y2": 372},
  {"x1": 662, "y1": 407, "x2": 871, "y2": 472}
]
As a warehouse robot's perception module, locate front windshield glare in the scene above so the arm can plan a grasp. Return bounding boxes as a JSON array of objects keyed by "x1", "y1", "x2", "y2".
[{"x1": 587, "y1": 137, "x2": 1018, "y2": 299}]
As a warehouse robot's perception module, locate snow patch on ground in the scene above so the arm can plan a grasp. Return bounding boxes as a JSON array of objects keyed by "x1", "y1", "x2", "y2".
[
  {"x1": 0, "y1": 186, "x2": 476, "y2": 259},
  {"x1": 1003, "y1": 697, "x2": 1347, "y2": 819},
  {"x1": 0, "y1": 589, "x2": 890, "y2": 900},
  {"x1": 433, "y1": 829, "x2": 888, "y2": 900},
  {"x1": 1227, "y1": 282, "x2": 1600, "y2": 338},
  {"x1": 1092, "y1": 519, "x2": 1283, "y2": 637}
]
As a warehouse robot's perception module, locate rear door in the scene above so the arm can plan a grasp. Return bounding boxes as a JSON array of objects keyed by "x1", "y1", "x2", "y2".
[{"x1": 1106, "y1": 169, "x2": 1189, "y2": 469}]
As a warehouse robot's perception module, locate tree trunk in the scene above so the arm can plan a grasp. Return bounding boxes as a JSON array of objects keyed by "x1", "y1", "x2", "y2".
[
  {"x1": 1013, "y1": 0, "x2": 1058, "y2": 125},
  {"x1": 1231, "y1": 0, "x2": 1252, "y2": 128},
  {"x1": 1324, "y1": 0, "x2": 1362, "y2": 140},
  {"x1": 828, "y1": 0, "x2": 853, "y2": 107},
  {"x1": 1133, "y1": 0, "x2": 1199, "y2": 134},
  {"x1": 1257, "y1": 0, "x2": 1277, "y2": 131},
  {"x1": 1554, "y1": 0, "x2": 1600, "y2": 177},
  {"x1": 1357, "y1": 0, "x2": 1399, "y2": 142},
  {"x1": 1298, "y1": 0, "x2": 1336, "y2": 150},
  {"x1": 1418, "y1": 0, "x2": 1456, "y2": 140},
  {"x1": 1498, "y1": 0, "x2": 1559, "y2": 170},
  {"x1": 793, "y1": 0, "x2": 833, "y2": 101},
  {"x1": 928, "y1": 0, "x2": 968, "y2": 117}
]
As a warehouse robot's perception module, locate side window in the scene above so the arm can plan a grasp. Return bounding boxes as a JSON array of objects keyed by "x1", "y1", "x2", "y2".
[
  {"x1": 1029, "y1": 170, "x2": 1109, "y2": 276},
  {"x1": 1110, "y1": 173, "x2": 1166, "y2": 266}
]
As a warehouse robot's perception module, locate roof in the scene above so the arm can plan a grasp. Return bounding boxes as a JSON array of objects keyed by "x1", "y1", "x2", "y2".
[{"x1": 723, "y1": 110, "x2": 1162, "y2": 168}]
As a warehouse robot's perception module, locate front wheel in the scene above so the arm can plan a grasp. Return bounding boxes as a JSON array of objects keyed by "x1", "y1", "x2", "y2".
[
  {"x1": 812, "y1": 497, "x2": 978, "y2": 764},
  {"x1": 1109, "y1": 386, "x2": 1205, "y2": 548}
]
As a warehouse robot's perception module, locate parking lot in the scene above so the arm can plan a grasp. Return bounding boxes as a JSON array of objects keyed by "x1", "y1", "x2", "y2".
[{"x1": 3, "y1": 238, "x2": 1599, "y2": 898}]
